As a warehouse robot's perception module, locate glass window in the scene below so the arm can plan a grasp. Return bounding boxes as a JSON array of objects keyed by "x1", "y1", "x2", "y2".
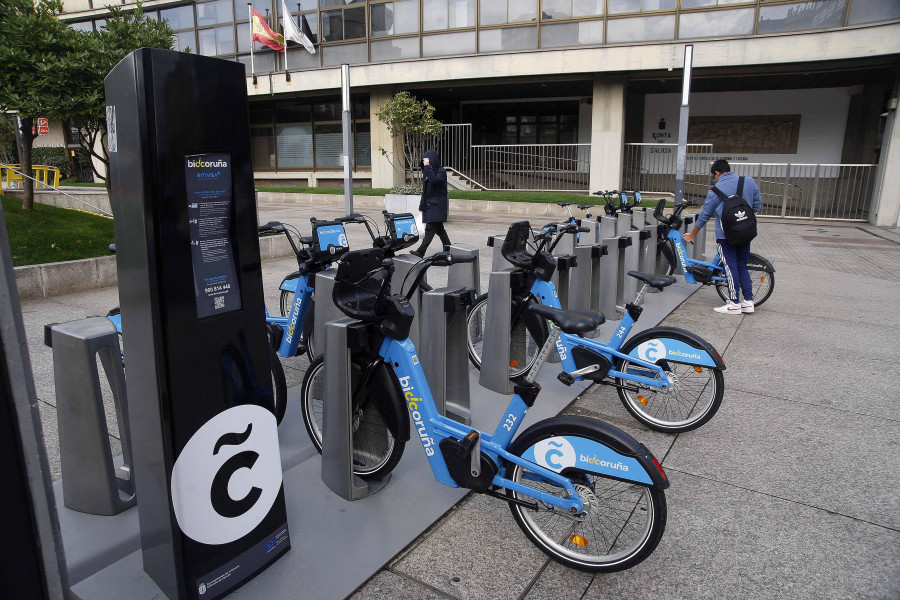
[
  {"x1": 199, "y1": 28, "x2": 216, "y2": 55},
  {"x1": 759, "y1": 0, "x2": 845, "y2": 33},
  {"x1": 606, "y1": 14, "x2": 675, "y2": 42},
  {"x1": 423, "y1": 31, "x2": 477, "y2": 56},
  {"x1": 345, "y1": 6, "x2": 366, "y2": 37},
  {"x1": 237, "y1": 0, "x2": 274, "y2": 18},
  {"x1": 323, "y1": 6, "x2": 366, "y2": 41},
  {"x1": 371, "y1": 36, "x2": 421, "y2": 60},
  {"x1": 250, "y1": 107, "x2": 274, "y2": 125},
  {"x1": 371, "y1": 0, "x2": 419, "y2": 37},
  {"x1": 849, "y1": 0, "x2": 900, "y2": 24},
  {"x1": 277, "y1": 125, "x2": 314, "y2": 168},
  {"x1": 479, "y1": 26, "x2": 537, "y2": 51},
  {"x1": 238, "y1": 22, "x2": 268, "y2": 52},
  {"x1": 196, "y1": 0, "x2": 233, "y2": 26},
  {"x1": 238, "y1": 52, "x2": 275, "y2": 73},
  {"x1": 540, "y1": 19, "x2": 604, "y2": 46},
  {"x1": 609, "y1": 0, "x2": 641, "y2": 13},
  {"x1": 480, "y1": 1, "x2": 537, "y2": 26},
  {"x1": 679, "y1": 8, "x2": 754, "y2": 38},
  {"x1": 423, "y1": 0, "x2": 449, "y2": 30},
  {"x1": 251, "y1": 127, "x2": 276, "y2": 168},
  {"x1": 314, "y1": 123, "x2": 343, "y2": 167},
  {"x1": 199, "y1": 26, "x2": 235, "y2": 56},
  {"x1": 573, "y1": 0, "x2": 604, "y2": 16},
  {"x1": 449, "y1": 0, "x2": 476, "y2": 27},
  {"x1": 542, "y1": 0, "x2": 571, "y2": 19},
  {"x1": 286, "y1": 45, "x2": 321, "y2": 68},
  {"x1": 322, "y1": 10, "x2": 344, "y2": 40},
  {"x1": 322, "y1": 42, "x2": 368, "y2": 65},
  {"x1": 683, "y1": 0, "x2": 750, "y2": 6},
  {"x1": 320, "y1": 0, "x2": 364, "y2": 6},
  {"x1": 160, "y1": 5, "x2": 195, "y2": 30},
  {"x1": 173, "y1": 30, "x2": 196, "y2": 52},
  {"x1": 355, "y1": 121, "x2": 372, "y2": 167},
  {"x1": 277, "y1": 101, "x2": 312, "y2": 123}
]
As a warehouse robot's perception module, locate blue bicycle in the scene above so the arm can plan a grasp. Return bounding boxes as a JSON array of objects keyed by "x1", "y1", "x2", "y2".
[
  {"x1": 467, "y1": 221, "x2": 726, "y2": 433},
  {"x1": 315, "y1": 246, "x2": 671, "y2": 572},
  {"x1": 654, "y1": 199, "x2": 775, "y2": 306}
]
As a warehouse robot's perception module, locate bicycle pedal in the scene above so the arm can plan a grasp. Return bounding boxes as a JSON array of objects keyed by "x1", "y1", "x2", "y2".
[{"x1": 557, "y1": 372, "x2": 575, "y2": 386}]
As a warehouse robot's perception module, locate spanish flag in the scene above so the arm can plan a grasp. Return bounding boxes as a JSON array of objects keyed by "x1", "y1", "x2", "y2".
[{"x1": 251, "y1": 7, "x2": 285, "y2": 52}]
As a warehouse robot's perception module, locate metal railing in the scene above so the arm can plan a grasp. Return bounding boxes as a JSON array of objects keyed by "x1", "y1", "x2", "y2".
[
  {"x1": 409, "y1": 123, "x2": 472, "y2": 181},
  {"x1": 622, "y1": 144, "x2": 879, "y2": 221},
  {"x1": 621, "y1": 143, "x2": 713, "y2": 197},
  {"x1": 467, "y1": 144, "x2": 591, "y2": 192}
]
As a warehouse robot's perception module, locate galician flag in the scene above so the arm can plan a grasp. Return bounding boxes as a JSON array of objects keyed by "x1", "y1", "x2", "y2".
[
  {"x1": 282, "y1": 0, "x2": 316, "y2": 55},
  {"x1": 251, "y1": 7, "x2": 284, "y2": 52}
]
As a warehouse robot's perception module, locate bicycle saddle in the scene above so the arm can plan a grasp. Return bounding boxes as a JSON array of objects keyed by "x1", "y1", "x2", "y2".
[
  {"x1": 577, "y1": 204, "x2": 593, "y2": 210},
  {"x1": 557, "y1": 202, "x2": 575, "y2": 207},
  {"x1": 627, "y1": 271, "x2": 676, "y2": 289},
  {"x1": 528, "y1": 304, "x2": 605, "y2": 334}
]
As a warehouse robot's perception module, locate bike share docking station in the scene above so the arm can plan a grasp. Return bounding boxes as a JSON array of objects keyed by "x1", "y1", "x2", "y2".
[{"x1": 92, "y1": 48, "x2": 290, "y2": 599}]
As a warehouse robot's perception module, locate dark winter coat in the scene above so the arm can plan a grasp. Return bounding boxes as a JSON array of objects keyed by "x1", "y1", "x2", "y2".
[{"x1": 419, "y1": 149, "x2": 448, "y2": 223}]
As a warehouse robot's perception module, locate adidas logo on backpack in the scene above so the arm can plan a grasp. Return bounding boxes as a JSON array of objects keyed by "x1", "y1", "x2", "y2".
[{"x1": 712, "y1": 176, "x2": 757, "y2": 246}]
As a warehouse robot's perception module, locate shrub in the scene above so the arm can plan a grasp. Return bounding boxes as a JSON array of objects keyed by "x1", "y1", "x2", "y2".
[{"x1": 31, "y1": 146, "x2": 72, "y2": 178}]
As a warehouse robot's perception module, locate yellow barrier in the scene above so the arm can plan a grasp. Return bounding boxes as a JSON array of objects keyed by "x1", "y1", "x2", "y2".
[{"x1": 2, "y1": 164, "x2": 61, "y2": 190}]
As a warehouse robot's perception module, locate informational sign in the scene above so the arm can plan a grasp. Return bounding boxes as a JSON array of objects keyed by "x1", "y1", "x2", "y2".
[
  {"x1": 36, "y1": 118, "x2": 49, "y2": 136},
  {"x1": 186, "y1": 153, "x2": 242, "y2": 318},
  {"x1": 315, "y1": 223, "x2": 348, "y2": 255}
]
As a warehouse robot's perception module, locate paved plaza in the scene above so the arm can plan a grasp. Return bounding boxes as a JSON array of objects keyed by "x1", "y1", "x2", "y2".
[{"x1": 15, "y1": 201, "x2": 900, "y2": 599}]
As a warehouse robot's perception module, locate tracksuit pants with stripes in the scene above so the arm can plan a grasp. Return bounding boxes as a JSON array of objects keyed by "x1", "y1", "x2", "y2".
[{"x1": 716, "y1": 238, "x2": 753, "y2": 303}]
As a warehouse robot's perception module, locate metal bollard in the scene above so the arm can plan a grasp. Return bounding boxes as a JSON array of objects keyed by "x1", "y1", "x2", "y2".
[
  {"x1": 447, "y1": 243, "x2": 481, "y2": 296},
  {"x1": 487, "y1": 235, "x2": 509, "y2": 272},
  {"x1": 692, "y1": 221, "x2": 707, "y2": 262},
  {"x1": 588, "y1": 243, "x2": 609, "y2": 336},
  {"x1": 314, "y1": 270, "x2": 341, "y2": 356},
  {"x1": 631, "y1": 208, "x2": 646, "y2": 229},
  {"x1": 577, "y1": 220, "x2": 599, "y2": 246},
  {"x1": 599, "y1": 238, "x2": 621, "y2": 320},
  {"x1": 479, "y1": 270, "x2": 524, "y2": 395},
  {"x1": 47, "y1": 317, "x2": 135, "y2": 515},
  {"x1": 420, "y1": 287, "x2": 475, "y2": 425},
  {"x1": 391, "y1": 255, "x2": 425, "y2": 348},
  {"x1": 554, "y1": 255, "x2": 576, "y2": 311},
  {"x1": 641, "y1": 223, "x2": 659, "y2": 292},
  {"x1": 599, "y1": 215, "x2": 617, "y2": 240},
  {"x1": 569, "y1": 245, "x2": 594, "y2": 312},
  {"x1": 322, "y1": 318, "x2": 389, "y2": 500}
]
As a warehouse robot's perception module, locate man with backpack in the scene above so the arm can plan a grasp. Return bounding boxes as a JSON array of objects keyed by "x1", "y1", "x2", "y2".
[{"x1": 683, "y1": 159, "x2": 762, "y2": 314}]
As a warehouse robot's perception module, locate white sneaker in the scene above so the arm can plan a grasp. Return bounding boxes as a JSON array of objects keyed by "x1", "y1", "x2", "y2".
[
  {"x1": 741, "y1": 300, "x2": 755, "y2": 314},
  {"x1": 714, "y1": 302, "x2": 743, "y2": 315}
]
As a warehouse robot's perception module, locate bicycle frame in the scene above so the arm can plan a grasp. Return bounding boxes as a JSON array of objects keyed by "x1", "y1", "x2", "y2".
[
  {"x1": 266, "y1": 272, "x2": 314, "y2": 358},
  {"x1": 377, "y1": 334, "x2": 656, "y2": 513},
  {"x1": 665, "y1": 227, "x2": 727, "y2": 286}
]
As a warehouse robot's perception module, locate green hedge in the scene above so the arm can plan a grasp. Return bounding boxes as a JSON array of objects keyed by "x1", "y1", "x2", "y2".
[{"x1": 31, "y1": 147, "x2": 72, "y2": 178}]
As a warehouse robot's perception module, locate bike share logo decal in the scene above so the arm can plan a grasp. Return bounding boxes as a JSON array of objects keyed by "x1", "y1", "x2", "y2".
[
  {"x1": 555, "y1": 335, "x2": 567, "y2": 360},
  {"x1": 675, "y1": 242, "x2": 688, "y2": 270},
  {"x1": 284, "y1": 295, "x2": 303, "y2": 343},
  {"x1": 398, "y1": 375, "x2": 434, "y2": 456},
  {"x1": 636, "y1": 339, "x2": 667, "y2": 362},
  {"x1": 199, "y1": 583, "x2": 207, "y2": 595},
  {"x1": 171, "y1": 405, "x2": 282, "y2": 545},
  {"x1": 533, "y1": 437, "x2": 576, "y2": 472}
]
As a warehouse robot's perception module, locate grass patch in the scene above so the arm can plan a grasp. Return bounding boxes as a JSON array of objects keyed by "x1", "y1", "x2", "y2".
[
  {"x1": 255, "y1": 186, "x2": 667, "y2": 207},
  {"x1": 2, "y1": 196, "x2": 115, "y2": 266},
  {"x1": 58, "y1": 178, "x2": 107, "y2": 188}
]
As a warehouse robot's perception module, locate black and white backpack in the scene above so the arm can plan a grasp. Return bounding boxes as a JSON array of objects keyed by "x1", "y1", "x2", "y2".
[{"x1": 712, "y1": 176, "x2": 757, "y2": 246}]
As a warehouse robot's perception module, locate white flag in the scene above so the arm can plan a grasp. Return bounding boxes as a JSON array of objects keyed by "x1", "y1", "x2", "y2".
[{"x1": 282, "y1": 0, "x2": 315, "y2": 55}]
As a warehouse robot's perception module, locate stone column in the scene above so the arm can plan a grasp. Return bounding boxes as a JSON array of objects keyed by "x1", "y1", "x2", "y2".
[
  {"x1": 588, "y1": 76, "x2": 626, "y2": 194},
  {"x1": 369, "y1": 86, "x2": 404, "y2": 189},
  {"x1": 871, "y1": 69, "x2": 900, "y2": 227}
]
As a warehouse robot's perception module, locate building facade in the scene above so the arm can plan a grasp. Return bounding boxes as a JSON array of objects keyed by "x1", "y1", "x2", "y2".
[{"x1": 58, "y1": 0, "x2": 900, "y2": 225}]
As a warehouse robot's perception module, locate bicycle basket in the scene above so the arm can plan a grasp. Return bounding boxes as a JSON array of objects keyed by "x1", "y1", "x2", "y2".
[
  {"x1": 384, "y1": 212, "x2": 420, "y2": 252},
  {"x1": 501, "y1": 221, "x2": 536, "y2": 268},
  {"x1": 311, "y1": 219, "x2": 349, "y2": 265},
  {"x1": 332, "y1": 248, "x2": 387, "y2": 322}
]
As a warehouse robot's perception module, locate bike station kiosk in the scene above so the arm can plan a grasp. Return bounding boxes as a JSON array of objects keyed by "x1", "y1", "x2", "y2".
[{"x1": 104, "y1": 49, "x2": 289, "y2": 599}]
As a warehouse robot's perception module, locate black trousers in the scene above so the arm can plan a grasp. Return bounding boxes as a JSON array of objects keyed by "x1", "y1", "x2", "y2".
[{"x1": 418, "y1": 222, "x2": 451, "y2": 253}]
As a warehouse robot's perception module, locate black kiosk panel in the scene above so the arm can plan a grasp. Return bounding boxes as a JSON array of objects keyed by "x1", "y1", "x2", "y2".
[{"x1": 105, "y1": 48, "x2": 289, "y2": 600}]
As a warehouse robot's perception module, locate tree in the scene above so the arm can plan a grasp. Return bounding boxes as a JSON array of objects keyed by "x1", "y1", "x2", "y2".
[
  {"x1": 0, "y1": 0, "x2": 78, "y2": 210},
  {"x1": 59, "y1": 2, "x2": 174, "y2": 190},
  {"x1": 375, "y1": 91, "x2": 442, "y2": 185}
]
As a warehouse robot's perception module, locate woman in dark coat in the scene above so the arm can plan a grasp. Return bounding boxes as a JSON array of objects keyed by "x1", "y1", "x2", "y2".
[{"x1": 412, "y1": 148, "x2": 452, "y2": 257}]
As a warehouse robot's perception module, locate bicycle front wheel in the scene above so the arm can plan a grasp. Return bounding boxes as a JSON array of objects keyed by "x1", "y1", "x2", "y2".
[
  {"x1": 506, "y1": 438, "x2": 666, "y2": 572},
  {"x1": 616, "y1": 331, "x2": 724, "y2": 433},
  {"x1": 465, "y1": 294, "x2": 541, "y2": 378},
  {"x1": 300, "y1": 356, "x2": 404, "y2": 480},
  {"x1": 715, "y1": 252, "x2": 775, "y2": 307}
]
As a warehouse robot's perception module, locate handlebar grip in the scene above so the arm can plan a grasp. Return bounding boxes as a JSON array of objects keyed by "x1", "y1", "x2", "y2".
[
  {"x1": 577, "y1": 226, "x2": 591, "y2": 233},
  {"x1": 448, "y1": 254, "x2": 476, "y2": 264},
  {"x1": 258, "y1": 221, "x2": 280, "y2": 233}
]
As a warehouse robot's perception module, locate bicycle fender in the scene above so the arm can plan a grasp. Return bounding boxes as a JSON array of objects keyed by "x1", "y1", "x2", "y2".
[
  {"x1": 624, "y1": 327, "x2": 725, "y2": 370},
  {"x1": 370, "y1": 362, "x2": 410, "y2": 442},
  {"x1": 509, "y1": 416, "x2": 668, "y2": 490},
  {"x1": 280, "y1": 272, "x2": 301, "y2": 292},
  {"x1": 747, "y1": 253, "x2": 775, "y2": 273}
]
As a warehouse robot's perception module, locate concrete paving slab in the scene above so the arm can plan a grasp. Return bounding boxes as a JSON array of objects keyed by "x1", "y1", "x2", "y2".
[
  {"x1": 349, "y1": 571, "x2": 446, "y2": 600},
  {"x1": 722, "y1": 311, "x2": 899, "y2": 418},
  {"x1": 391, "y1": 493, "x2": 548, "y2": 600},
  {"x1": 666, "y1": 388, "x2": 900, "y2": 530},
  {"x1": 579, "y1": 472, "x2": 900, "y2": 599}
]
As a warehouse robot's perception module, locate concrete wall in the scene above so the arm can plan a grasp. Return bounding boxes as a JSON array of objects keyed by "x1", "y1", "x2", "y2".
[{"x1": 643, "y1": 87, "x2": 854, "y2": 164}]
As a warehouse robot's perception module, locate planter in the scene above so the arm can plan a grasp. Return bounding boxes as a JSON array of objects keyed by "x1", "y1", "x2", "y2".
[{"x1": 384, "y1": 194, "x2": 425, "y2": 233}]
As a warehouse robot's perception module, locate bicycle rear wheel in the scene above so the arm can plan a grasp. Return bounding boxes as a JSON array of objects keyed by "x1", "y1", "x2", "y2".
[
  {"x1": 300, "y1": 356, "x2": 404, "y2": 480},
  {"x1": 465, "y1": 294, "x2": 541, "y2": 379},
  {"x1": 269, "y1": 346, "x2": 287, "y2": 425},
  {"x1": 506, "y1": 431, "x2": 666, "y2": 572},
  {"x1": 715, "y1": 252, "x2": 775, "y2": 307}
]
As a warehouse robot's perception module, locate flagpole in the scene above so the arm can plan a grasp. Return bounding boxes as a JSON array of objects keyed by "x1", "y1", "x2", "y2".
[
  {"x1": 248, "y1": 3, "x2": 256, "y2": 85},
  {"x1": 282, "y1": 1, "x2": 290, "y2": 82}
]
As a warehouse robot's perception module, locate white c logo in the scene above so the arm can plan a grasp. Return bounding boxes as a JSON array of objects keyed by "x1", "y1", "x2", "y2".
[
  {"x1": 533, "y1": 437, "x2": 576, "y2": 473},
  {"x1": 171, "y1": 405, "x2": 282, "y2": 545},
  {"x1": 637, "y1": 339, "x2": 667, "y2": 363}
]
